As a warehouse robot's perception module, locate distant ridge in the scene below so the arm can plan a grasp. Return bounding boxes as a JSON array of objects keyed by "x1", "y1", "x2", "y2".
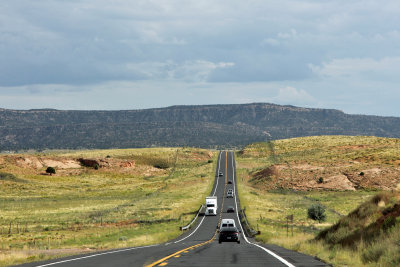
[{"x1": 1, "y1": 103, "x2": 400, "y2": 150}]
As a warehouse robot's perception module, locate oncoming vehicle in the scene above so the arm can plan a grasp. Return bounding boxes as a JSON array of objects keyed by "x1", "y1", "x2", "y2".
[
  {"x1": 218, "y1": 172, "x2": 223, "y2": 177},
  {"x1": 227, "y1": 180, "x2": 232, "y2": 184},
  {"x1": 205, "y1": 196, "x2": 218, "y2": 216}
]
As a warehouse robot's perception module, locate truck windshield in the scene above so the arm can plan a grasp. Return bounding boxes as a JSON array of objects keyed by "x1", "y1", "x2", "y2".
[{"x1": 207, "y1": 204, "x2": 215, "y2": 207}]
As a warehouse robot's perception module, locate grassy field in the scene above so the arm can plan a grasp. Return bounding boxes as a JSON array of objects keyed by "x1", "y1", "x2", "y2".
[
  {"x1": 0, "y1": 147, "x2": 216, "y2": 266},
  {"x1": 2, "y1": 135, "x2": 400, "y2": 266},
  {"x1": 236, "y1": 136, "x2": 400, "y2": 266}
]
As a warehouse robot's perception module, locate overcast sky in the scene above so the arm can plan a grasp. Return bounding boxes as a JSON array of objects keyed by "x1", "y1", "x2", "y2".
[{"x1": 1, "y1": 1, "x2": 400, "y2": 116}]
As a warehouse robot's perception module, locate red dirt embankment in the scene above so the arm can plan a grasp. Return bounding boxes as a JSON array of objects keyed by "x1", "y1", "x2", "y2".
[{"x1": 250, "y1": 163, "x2": 400, "y2": 191}]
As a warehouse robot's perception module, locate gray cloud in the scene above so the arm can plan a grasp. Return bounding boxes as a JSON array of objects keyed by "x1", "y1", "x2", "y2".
[{"x1": 0, "y1": 0, "x2": 399, "y2": 116}]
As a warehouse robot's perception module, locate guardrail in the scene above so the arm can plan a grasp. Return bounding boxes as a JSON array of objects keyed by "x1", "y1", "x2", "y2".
[
  {"x1": 180, "y1": 204, "x2": 204, "y2": 231},
  {"x1": 239, "y1": 207, "x2": 260, "y2": 237}
]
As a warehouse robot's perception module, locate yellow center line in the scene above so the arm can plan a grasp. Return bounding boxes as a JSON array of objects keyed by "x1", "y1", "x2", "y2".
[
  {"x1": 144, "y1": 151, "x2": 228, "y2": 267},
  {"x1": 144, "y1": 236, "x2": 217, "y2": 267}
]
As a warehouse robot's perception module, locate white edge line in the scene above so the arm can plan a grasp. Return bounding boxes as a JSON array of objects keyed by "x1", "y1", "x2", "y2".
[
  {"x1": 34, "y1": 244, "x2": 158, "y2": 267},
  {"x1": 212, "y1": 151, "x2": 222, "y2": 196},
  {"x1": 174, "y1": 215, "x2": 206, "y2": 243},
  {"x1": 181, "y1": 204, "x2": 203, "y2": 231},
  {"x1": 174, "y1": 151, "x2": 222, "y2": 243},
  {"x1": 231, "y1": 151, "x2": 296, "y2": 267}
]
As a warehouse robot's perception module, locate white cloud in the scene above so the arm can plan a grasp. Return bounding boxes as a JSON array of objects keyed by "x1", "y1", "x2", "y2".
[
  {"x1": 277, "y1": 29, "x2": 297, "y2": 39},
  {"x1": 260, "y1": 38, "x2": 280, "y2": 46},
  {"x1": 260, "y1": 29, "x2": 297, "y2": 46},
  {"x1": 271, "y1": 86, "x2": 316, "y2": 105},
  {"x1": 123, "y1": 60, "x2": 235, "y2": 82},
  {"x1": 309, "y1": 57, "x2": 400, "y2": 81},
  {"x1": 167, "y1": 60, "x2": 235, "y2": 82}
]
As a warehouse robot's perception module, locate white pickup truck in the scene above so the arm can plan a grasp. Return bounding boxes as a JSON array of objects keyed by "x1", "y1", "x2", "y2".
[{"x1": 205, "y1": 196, "x2": 218, "y2": 216}]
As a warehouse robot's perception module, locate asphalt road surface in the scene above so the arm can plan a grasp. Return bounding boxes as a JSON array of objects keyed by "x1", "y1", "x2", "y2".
[{"x1": 18, "y1": 151, "x2": 328, "y2": 267}]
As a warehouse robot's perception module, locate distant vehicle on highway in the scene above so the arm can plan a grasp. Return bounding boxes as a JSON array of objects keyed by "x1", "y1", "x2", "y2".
[
  {"x1": 220, "y1": 218, "x2": 235, "y2": 229},
  {"x1": 227, "y1": 189, "x2": 234, "y2": 198},
  {"x1": 205, "y1": 196, "x2": 218, "y2": 216},
  {"x1": 218, "y1": 172, "x2": 223, "y2": 176},
  {"x1": 219, "y1": 226, "x2": 241, "y2": 244},
  {"x1": 227, "y1": 180, "x2": 232, "y2": 184},
  {"x1": 227, "y1": 206, "x2": 235, "y2": 213}
]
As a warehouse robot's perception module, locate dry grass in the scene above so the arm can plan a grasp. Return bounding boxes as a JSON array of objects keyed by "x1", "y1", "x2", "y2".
[
  {"x1": 236, "y1": 135, "x2": 400, "y2": 266},
  {"x1": 0, "y1": 147, "x2": 216, "y2": 266},
  {"x1": 238, "y1": 136, "x2": 400, "y2": 191}
]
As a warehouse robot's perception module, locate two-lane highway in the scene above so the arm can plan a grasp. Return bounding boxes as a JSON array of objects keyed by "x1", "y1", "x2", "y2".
[
  {"x1": 146, "y1": 151, "x2": 293, "y2": 267},
  {"x1": 18, "y1": 151, "x2": 327, "y2": 267}
]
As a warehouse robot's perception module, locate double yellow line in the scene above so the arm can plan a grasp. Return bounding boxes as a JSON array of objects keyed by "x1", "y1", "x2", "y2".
[
  {"x1": 144, "y1": 235, "x2": 217, "y2": 267},
  {"x1": 144, "y1": 152, "x2": 228, "y2": 267}
]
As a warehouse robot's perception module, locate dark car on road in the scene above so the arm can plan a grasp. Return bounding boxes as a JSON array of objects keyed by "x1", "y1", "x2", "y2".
[
  {"x1": 227, "y1": 180, "x2": 232, "y2": 184},
  {"x1": 218, "y1": 226, "x2": 240, "y2": 244},
  {"x1": 227, "y1": 206, "x2": 235, "y2": 213}
]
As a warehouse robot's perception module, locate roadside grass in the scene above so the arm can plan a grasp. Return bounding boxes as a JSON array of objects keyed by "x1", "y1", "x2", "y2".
[
  {"x1": 315, "y1": 192, "x2": 400, "y2": 266},
  {"x1": 0, "y1": 147, "x2": 216, "y2": 267},
  {"x1": 240, "y1": 136, "x2": 400, "y2": 166},
  {"x1": 236, "y1": 135, "x2": 400, "y2": 266},
  {"x1": 236, "y1": 175, "x2": 374, "y2": 266}
]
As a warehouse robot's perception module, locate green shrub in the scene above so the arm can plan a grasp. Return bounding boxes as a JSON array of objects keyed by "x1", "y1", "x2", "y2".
[
  {"x1": 307, "y1": 203, "x2": 326, "y2": 222},
  {"x1": 152, "y1": 159, "x2": 171, "y2": 169},
  {"x1": 46, "y1": 167, "x2": 56, "y2": 175}
]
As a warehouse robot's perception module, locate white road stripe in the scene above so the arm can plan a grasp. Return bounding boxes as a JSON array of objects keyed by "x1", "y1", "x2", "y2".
[
  {"x1": 212, "y1": 151, "x2": 222, "y2": 196},
  {"x1": 174, "y1": 215, "x2": 206, "y2": 243},
  {"x1": 34, "y1": 245, "x2": 158, "y2": 267}
]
